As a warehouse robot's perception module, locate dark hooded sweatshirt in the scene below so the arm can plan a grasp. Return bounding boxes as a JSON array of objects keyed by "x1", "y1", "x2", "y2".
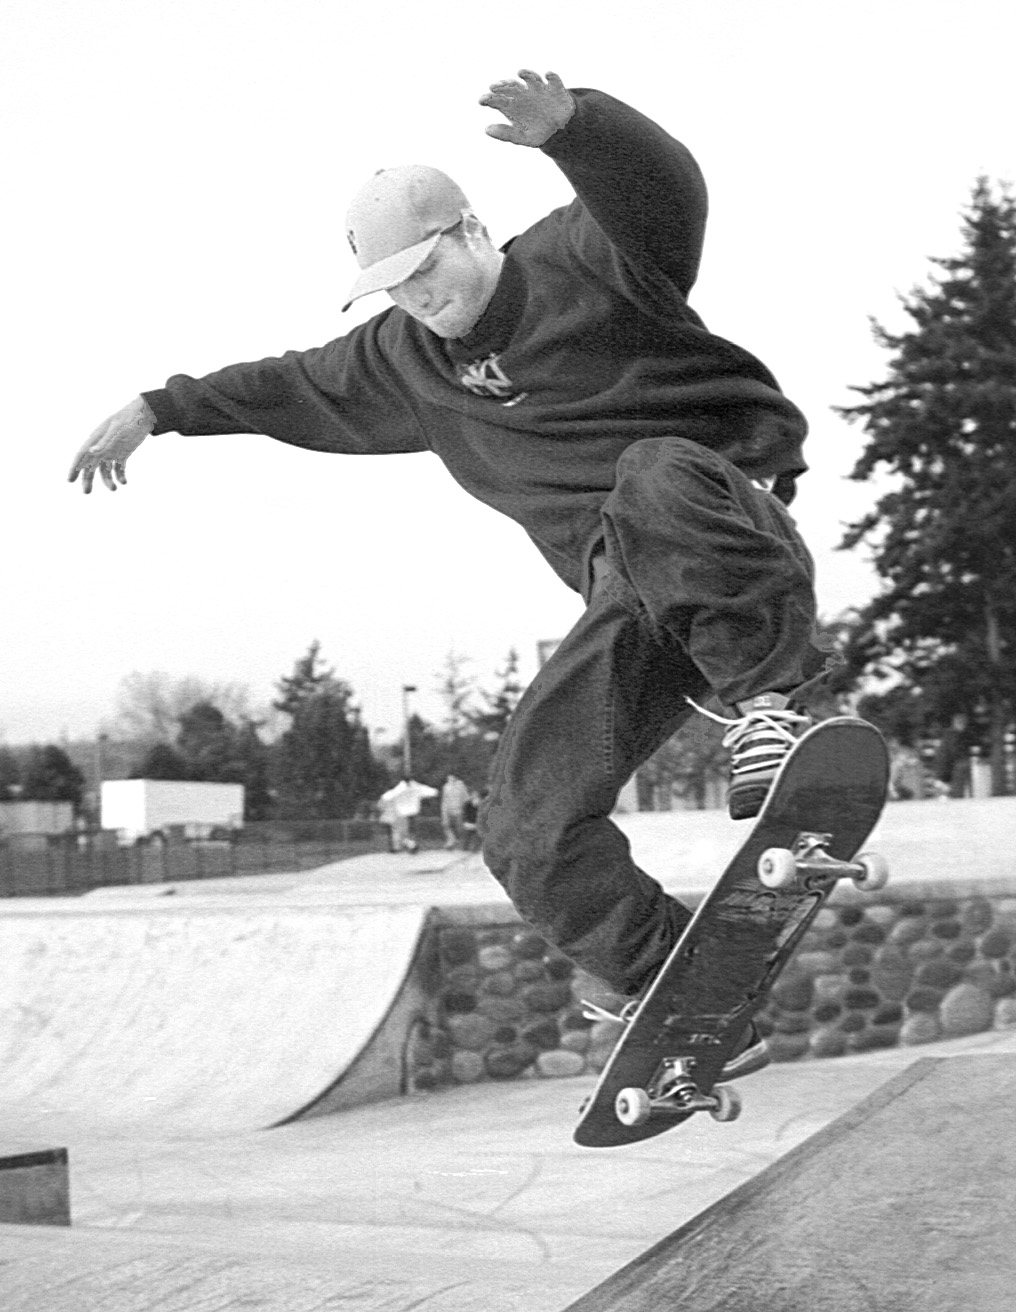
[{"x1": 143, "y1": 88, "x2": 808, "y2": 598}]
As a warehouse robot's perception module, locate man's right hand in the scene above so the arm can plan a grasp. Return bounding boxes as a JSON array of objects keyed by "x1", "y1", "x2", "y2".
[
  {"x1": 68, "y1": 396, "x2": 156, "y2": 493},
  {"x1": 480, "y1": 70, "x2": 575, "y2": 148}
]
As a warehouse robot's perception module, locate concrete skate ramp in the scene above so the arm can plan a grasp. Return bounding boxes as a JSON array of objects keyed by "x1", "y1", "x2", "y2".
[
  {"x1": 0, "y1": 899, "x2": 430, "y2": 1136},
  {"x1": 567, "y1": 1054, "x2": 1016, "y2": 1312}
]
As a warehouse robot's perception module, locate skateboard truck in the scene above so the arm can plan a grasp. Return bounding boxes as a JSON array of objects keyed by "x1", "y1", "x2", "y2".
[
  {"x1": 757, "y1": 832, "x2": 889, "y2": 893},
  {"x1": 615, "y1": 1058, "x2": 742, "y2": 1128}
]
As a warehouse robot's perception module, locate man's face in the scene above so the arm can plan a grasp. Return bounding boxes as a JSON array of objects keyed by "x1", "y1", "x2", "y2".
[{"x1": 387, "y1": 219, "x2": 503, "y2": 339}]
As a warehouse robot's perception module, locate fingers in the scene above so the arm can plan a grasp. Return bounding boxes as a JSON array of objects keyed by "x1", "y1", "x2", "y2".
[
  {"x1": 68, "y1": 428, "x2": 106, "y2": 492},
  {"x1": 479, "y1": 69, "x2": 570, "y2": 148},
  {"x1": 67, "y1": 435, "x2": 98, "y2": 483},
  {"x1": 77, "y1": 461, "x2": 124, "y2": 494},
  {"x1": 505, "y1": 69, "x2": 555, "y2": 90},
  {"x1": 68, "y1": 431, "x2": 123, "y2": 494},
  {"x1": 479, "y1": 68, "x2": 559, "y2": 105},
  {"x1": 69, "y1": 400, "x2": 150, "y2": 494},
  {"x1": 478, "y1": 86, "x2": 516, "y2": 113},
  {"x1": 83, "y1": 456, "x2": 125, "y2": 494}
]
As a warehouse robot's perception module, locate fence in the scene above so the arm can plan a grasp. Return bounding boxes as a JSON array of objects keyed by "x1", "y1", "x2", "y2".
[{"x1": 0, "y1": 817, "x2": 448, "y2": 899}]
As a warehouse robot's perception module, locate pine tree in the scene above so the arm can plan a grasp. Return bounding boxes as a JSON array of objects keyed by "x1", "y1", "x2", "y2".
[
  {"x1": 471, "y1": 647, "x2": 524, "y2": 741},
  {"x1": 272, "y1": 640, "x2": 335, "y2": 717},
  {"x1": 0, "y1": 747, "x2": 21, "y2": 800},
  {"x1": 838, "y1": 178, "x2": 1016, "y2": 791},
  {"x1": 436, "y1": 651, "x2": 477, "y2": 740},
  {"x1": 20, "y1": 745, "x2": 85, "y2": 808},
  {"x1": 131, "y1": 702, "x2": 271, "y2": 820},
  {"x1": 234, "y1": 721, "x2": 273, "y2": 821},
  {"x1": 135, "y1": 741, "x2": 189, "y2": 780},
  {"x1": 175, "y1": 702, "x2": 243, "y2": 781},
  {"x1": 272, "y1": 642, "x2": 386, "y2": 819}
]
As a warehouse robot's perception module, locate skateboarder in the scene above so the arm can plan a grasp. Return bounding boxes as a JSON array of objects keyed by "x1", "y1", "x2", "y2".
[{"x1": 69, "y1": 70, "x2": 834, "y2": 1077}]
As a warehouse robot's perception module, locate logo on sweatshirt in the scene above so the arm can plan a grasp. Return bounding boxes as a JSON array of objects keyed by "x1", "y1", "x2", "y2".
[{"x1": 459, "y1": 353, "x2": 527, "y2": 407}]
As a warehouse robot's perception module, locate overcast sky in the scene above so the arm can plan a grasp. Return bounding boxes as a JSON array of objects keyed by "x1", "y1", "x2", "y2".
[{"x1": 4, "y1": 0, "x2": 1014, "y2": 746}]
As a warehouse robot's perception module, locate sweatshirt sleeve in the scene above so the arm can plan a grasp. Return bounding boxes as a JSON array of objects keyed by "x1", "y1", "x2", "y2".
[
  {"x1": 142, "y1": 317, "x2": 429, "y2": 456},
  {"x1": 540, "y1": 88, "x2": 708, "y2": 301}
]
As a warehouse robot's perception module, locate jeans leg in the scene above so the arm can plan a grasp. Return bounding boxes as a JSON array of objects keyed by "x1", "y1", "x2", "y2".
[
  {"x1": 481, "y1": 572, "x2": 708, "y2": 997},
  {"x1": 603, "y1": 437, "x2": 828, "y2": 706}
]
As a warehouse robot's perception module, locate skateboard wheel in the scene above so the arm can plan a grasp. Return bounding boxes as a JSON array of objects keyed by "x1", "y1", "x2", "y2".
[
  {"x1": 614, "y1": 1087, "x2": 653, "y2": 1127},
  {"x1": 709, "y1": 1084, "x2": 743, "y2": 1123},
  {"x1": 758, "y1": 847, "x2": 797, "y2": 889},
  {"x1": 852, "y1": 851, "x2": 889, "y2": 891}
]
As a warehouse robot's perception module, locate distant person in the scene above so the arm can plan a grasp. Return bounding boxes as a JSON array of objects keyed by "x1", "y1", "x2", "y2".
[
  {"x1": 440, "y1": 773, "x2": 470, "y2": 849},
  {"x1": 934, "y1": 714, "x2": 975, "y2": 799},
  {"x1": 461, "y1": 790, "x2": 481, "y2": 852},
  {"x1": 378, "y1": 778, "x2": 437, "y2": 854},
  {"x1": 887, "y1": 738, "x2": 926, "y2": 801},
  {"x1": 70, "y1": 68, "x2": 837, "y2": 1081}
]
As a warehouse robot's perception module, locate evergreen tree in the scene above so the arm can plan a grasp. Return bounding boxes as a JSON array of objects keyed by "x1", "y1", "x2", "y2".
[
  {"x1": 272, "y1": 642, "x2": 386, "y2": 819},
  {"x1": 175, "y1": 701, "x2": 246, "y2": 782},
  {"x1": 837, "y1": 178, "x2": 1016, "y2": 792},
  {"x1": 131, "y1": 703, "x2": 271, "y2": 820},
  {"x1": 20, "y1": 745, "x2": 85, "y2": 808},
  {"x1": 135, "y1": 741, "x2": 189, "y2": 780},
  {"x1": 0, "y1": 747, "x2": 21, "y2": 800},
  {"x1": 418, "y1": 647, "x2": 529, "y2": 790},
  {"x1": 436, "y1": 651, "x2": 478, "y2": 740},
  {"x1": 400, "y1": 711, "x2": 449, "y2": 786},
  {"x1": 273, "y1": 641, "x2": 335, "y2": 717},
  {"x1": 470, "y1": 647, "x2": 524, "y2": 741},
  {"x1": 234, "y1": 720, "x2": 273, "y2": 821}
]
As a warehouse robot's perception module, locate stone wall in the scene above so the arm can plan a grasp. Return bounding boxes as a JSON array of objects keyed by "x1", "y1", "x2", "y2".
[
  {"x1": 402, "y1": 886, "x2": 1016, "y2": 1094},
  {"x1": 758, "y1": 889, "x2": 1016, "y2": 1058}
]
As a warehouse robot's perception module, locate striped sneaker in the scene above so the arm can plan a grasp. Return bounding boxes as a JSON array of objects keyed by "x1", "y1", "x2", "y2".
[
  {"x1": 724, "y1": 693, "x2": 812, "y2": 820},
  {"x1": 688, "y1": 692, "x2": 812, "y2": 821}
]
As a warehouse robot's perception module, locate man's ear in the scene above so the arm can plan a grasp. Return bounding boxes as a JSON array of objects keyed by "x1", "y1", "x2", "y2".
[{"x1": 462, "y1": 210, "x2": 492, "y2": 246}]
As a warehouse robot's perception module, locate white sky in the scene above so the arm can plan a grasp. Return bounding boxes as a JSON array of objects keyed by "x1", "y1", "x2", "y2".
[{"x1": 4, "y1": 0, "x2": 1014, "y2": 746}]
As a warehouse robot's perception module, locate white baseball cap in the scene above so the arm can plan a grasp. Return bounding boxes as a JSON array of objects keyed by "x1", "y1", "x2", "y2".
[{"x1": 342, "y1": 165, "x2": 471, "y2": 311}]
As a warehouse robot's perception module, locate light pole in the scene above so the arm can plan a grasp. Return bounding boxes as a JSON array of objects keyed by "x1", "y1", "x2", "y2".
[
  {"x1": 93, "y1": 732, "x2": 109, "y2": 828},
  {"x1": 401, "y1": 685, "x2": 417, "y2": 780}
]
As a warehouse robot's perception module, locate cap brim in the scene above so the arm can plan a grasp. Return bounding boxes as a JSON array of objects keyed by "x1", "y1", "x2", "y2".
[{"x1": 341, "y1": 230, "x2": 443, "y2": 312}]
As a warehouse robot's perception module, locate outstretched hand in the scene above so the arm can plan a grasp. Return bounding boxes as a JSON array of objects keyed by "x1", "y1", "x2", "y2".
[
  {"x1": 68, "y1": 396, "x2": 156, "y2": 494},
  {"x1": 480, "y1": 70, "x2": 575, "y2": 148}
]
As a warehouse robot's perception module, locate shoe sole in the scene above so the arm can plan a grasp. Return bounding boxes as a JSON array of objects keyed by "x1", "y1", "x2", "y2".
[
  {"x1": 719, "y1": 1040, "x2": 772, "y2": 1081},
  {"x1": 728, "y1": 783, "x2": 768, "y2": 821}
]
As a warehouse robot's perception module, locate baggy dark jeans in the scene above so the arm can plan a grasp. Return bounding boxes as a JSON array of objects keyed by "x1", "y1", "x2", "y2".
[{"x1": 481, "y1": 438, "x2": 829, "y2": 997}]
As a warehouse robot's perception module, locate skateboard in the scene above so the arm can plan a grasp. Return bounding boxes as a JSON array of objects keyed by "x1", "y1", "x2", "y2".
[{"x1": 573, "y1": 716, "x2": 890, "y2": 1148}]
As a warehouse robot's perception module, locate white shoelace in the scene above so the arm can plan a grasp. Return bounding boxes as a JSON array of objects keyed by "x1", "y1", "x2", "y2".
[
  {"x1": 685, "y1": 696, "x2": 810, "y2": 777},
  {"x1": 581, "y1": 999, "x2": 640, "y2": 1025}
]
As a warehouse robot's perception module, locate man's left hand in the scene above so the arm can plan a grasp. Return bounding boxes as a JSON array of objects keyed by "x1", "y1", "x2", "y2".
[{"x1": 480, "y1": 70, "x2": 575, "y2": 148}]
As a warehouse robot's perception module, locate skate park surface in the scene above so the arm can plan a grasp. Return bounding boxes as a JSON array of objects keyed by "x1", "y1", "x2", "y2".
[{"x1": 1, "y1": 796, "x2": 1014, "y2": 1309}]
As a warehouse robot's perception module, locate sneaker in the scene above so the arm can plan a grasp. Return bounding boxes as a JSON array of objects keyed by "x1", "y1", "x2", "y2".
[
  {"x1": 719, "y1": 1022, "x2": 771, "y2": 1081},
  {"x1": 581, "y1": 997, "x2": 642, "y2": 1033},
  {"x1": 583, "y1": 1001, "x2": 770, "y2": 1082},
  {"x1": 687, "y1": 692, "x2": 812, "y2": 821}
]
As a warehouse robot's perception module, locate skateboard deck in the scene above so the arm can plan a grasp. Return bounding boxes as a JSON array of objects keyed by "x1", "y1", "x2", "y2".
[{"x1": 574, "y1": 716, "x2": 889, "y2": 1148}]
